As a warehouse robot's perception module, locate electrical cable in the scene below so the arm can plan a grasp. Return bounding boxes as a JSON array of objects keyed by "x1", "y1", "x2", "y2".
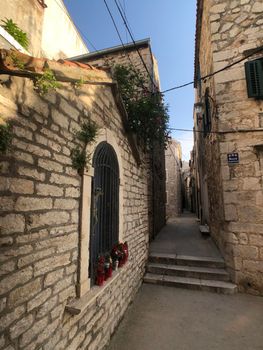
[
  {"x1": 161, "y1": 45, "x2": 263, "y2": 94},
  {"x1": 113, "y1": 0, "x2": 158, "y2": 90},
  {"x1": 117, "y1": 0, "x2": 135, "y2": 39},
  {"x1": 103, "y1": 0, "x2": 148, "y2": 90}
]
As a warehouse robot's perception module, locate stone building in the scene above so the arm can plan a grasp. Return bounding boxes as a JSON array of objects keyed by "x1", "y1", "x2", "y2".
[
  {"x1": 193, "y1": 0, "x2": 263, "y2": 294},
  {"x1": 0, "y1": 45, "x2": 165, "y2": 349},
  {"x1": 0, "y1": 0, "x2": 88, "y2": 59},
  {"x1": 165, "y1": 139, "x2": 182, "y2": 218},
  {"x1": 72, "y1": 39, "x2": 167, "y2": 240},
  {"x1": 0, "y1": 3, "x2": 167, "y2": 350}
]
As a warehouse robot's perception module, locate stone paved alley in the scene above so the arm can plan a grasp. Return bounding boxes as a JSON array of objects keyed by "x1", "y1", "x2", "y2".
[{"x1": 107, "y1": 214, "x2": 263, "y2": 350}]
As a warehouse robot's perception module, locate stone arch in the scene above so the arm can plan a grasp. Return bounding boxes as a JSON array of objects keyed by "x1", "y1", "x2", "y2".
[{"x1": 78, "y1": 128, "x2": 124, "y2": 296}]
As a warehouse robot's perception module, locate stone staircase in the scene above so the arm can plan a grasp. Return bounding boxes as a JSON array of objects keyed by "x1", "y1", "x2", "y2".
[{"x1": 144, "y1": 252, "x2": 237, "y2": 294}]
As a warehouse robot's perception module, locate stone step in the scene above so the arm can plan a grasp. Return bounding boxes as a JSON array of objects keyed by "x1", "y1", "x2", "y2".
[
  {"x1": 143, "y1": 273, "x2": 237, "y2": 295},
  {"x1": 147, "y1": 263, "x2": 230, "y2": 281},
  {"x1": 149, "y1": 253, "x2": 225, "y2": 268}
]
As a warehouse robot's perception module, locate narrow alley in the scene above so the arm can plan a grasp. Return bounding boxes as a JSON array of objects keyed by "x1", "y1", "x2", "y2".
[
  {"x1": 0, "y1": 1, "x2": 263, "y2": 349},
  {"x1": 107, "y1": 214, "x2": 263, "y2": 350}
]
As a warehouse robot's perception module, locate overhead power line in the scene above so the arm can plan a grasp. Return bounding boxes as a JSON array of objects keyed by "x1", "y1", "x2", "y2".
[
  {"x1": 161, "y1": 45, "x2": 263, "y2": 94},
  {"x1": 113, "y1": 0, "x2": 158, "y2": 90},
  {"x1": 103, "y1": 0, "x2": 149, "y2": 91}
]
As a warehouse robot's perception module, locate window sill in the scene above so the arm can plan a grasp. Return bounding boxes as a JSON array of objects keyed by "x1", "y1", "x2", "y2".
[{"x1": 65, "y1": 269, "x2": 122, "y2": 315}]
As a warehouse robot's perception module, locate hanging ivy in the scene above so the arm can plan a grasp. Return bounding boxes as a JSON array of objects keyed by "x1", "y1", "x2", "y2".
[
  {"x1": 70, "y1": 120, "x2": 99, "y2": 172},
  {"x1": 0, "y1": 121, "x2": 13, "y2": 154},
  {"x1": 113, "y1": 64, "x2": 169, "y2": 148},
  {"x1": 35, "y1": 69, "x2": 61, "y2": 96}
]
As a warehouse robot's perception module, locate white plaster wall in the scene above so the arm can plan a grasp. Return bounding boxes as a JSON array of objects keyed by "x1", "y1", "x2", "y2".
[{"x1": 41, "y1": 0, "x2": 88, "y2": 59}]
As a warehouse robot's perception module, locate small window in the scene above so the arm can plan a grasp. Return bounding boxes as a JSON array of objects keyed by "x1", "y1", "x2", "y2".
[
  {"x1": 89, "y1": 142, "x2": 119, "y2": 285},
  {"x1": 245, "y1": 58, "x2": 263, "y2": 99}
]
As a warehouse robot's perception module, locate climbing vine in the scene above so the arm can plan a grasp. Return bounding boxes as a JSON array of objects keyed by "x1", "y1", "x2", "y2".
[
  {"x1": 35, "y1": 69, "x2": 61, "y2": 96},
  {"x1": 113, "y1": 64, "x2": 169, "y2": 148},
  {"x1": 71, "y1": 120, "x2": 99, "y2": 172},
  {"x1": 0, "y1": 121, "x2": 13, "y2": 154},
  {"x1": 10, "y1": 52, "x2": 25, "y2": 70},
  {"x1": 1, "y1": 18, "x2": 29, "y2": 50}
]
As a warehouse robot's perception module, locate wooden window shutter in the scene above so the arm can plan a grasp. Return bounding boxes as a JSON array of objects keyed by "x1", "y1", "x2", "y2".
[{"x1": 245, "y1": 58, "x2": 263, "y2": 99}]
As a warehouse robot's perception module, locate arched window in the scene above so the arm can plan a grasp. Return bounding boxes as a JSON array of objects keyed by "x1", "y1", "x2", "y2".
[{"x1": 89, "y1": 142, "x2": 120, "y2": 285}]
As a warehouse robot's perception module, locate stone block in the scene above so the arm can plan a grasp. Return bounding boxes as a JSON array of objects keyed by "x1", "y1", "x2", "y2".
[
  {"x1": 54, "y1": 198, "x2": 78, "y2": 210},
  {"x1": 38, "y1": 158, "x2": 64, "y2": 173},
  {"x1": 0, "y1": 161, "x2": 9, "y2": 174},
  {"x1": 242, "y1": 177, "x2": 261, "y2": 191},
  {"x1": 25, "y1": 93, "x2": 49, "y2": 116},
  {"x1": 27, "y1": 288, "x2": 52, "y2": 312},
  {"x1": 34, "y1": 253, "x2": 71, "y2": 276},
  {"x1": 67, "y1": 331, "x2": 85, "y2": 350},
  {"x1": 225, "y1": 204, "x2": 238, "y2": 221},
  {"x1": 50, "y1": 173, "x2": 79, "y2": 187},
  {"x1": 58, "y1": 285, "x2": 75, "y2": 302},
  {"x1": 36, "y1": 183, "x2": 64, "y2": 197},
  {"x1": 252, "y1": 2, "x2": 263, "y2": 13},
  {"x1": 8, "y1": 278, "x2": 42, "y2": 308},
  {"x1": 44, "y1": 268, "x2": 64, "y2": 287},
  {"x1": 53, "y1": 276, "x2": 72, "y2": 295},
  {"x1": 13, "y1": 125, "x2": 33, "y2": 141},
  {"x1": 13, "y1": 150, "x2": 34, "y2": 164},
  {"x1": 10, "y1": 314, "x2": 34, "y2": 339},
  {"x1": 37, "y1": 295, "x2": 58, "y2": 319},
  {"x1": 0, "y1": 214, "x2": 25, "y2": 235},
  {"x1": 18, "y1": 248, "x2": 55, "y2": 268},
  {"x1": 20, "y1": 316, "x2": 49, "y2": 347},
  {"x1": 15, "y1": 197, "x2": 52, "y2": 211},
  {"x1": 9, "y1": 178, "x2": 34, "y2": 194},
  {"x1": 60, "y1": 99, "x2": 79, "y2": 121},
  {"x1": 65, "y1": 186, "x2": 80, "y2": 198},
  {"x1": 0, "y1": 260, "x2": 16, "y2": 276},
  {"x1": 0, "y1": 266, "x2": 32, "y2": 295},
  {"x1": 0, "y1": 305, "x2": 25, "y2": 332},
  {"x1": 249, "y1": 234, "x2": 263, "y2": 247},
  {"x1": 17, "y1": 166, "x2": 46, "y2": 181},
  {"x1": 238, "y1": 205, "x2": 263, "y2": 224},
  {"x1": 0, "y1": 196, "x2": 15, "y2": 211},
  {"x1": 235, "y1": 245, "x2": 258, "y2": 260},
  {"x1": 28, "y1": 211, "x2": 70, "y2": 229},
  {"x1": 243, "y1": 260, "x2": 263, "y2": 273},
  {"x1": 223, "y1": 192, "x2": 237, "y2": 204},
  {"x1": 36, "y1": 319, "x2": 60, "y2": 344},
  {"x1": 51, "y1": 304, "x2": 64, "y2": 320},
  {"x1": 52, "y1": 109, "x2": 69, "y2": 130},
  {"x1": 13, "y1": 139, "x2": 51, "y2": 158},
  {"x1": 16, "y1": 230, "x2": 49, "y2": 244}
]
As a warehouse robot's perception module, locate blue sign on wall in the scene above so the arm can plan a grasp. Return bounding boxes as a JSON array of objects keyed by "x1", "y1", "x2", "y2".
[{"x1": 227, "y1": 153, "x2": 239, "y2": 164}]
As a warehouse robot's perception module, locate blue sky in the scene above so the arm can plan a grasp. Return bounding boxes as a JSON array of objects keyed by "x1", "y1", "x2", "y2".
[{"x1": 64, "y1": 0, "x2": 196, "y2": 160}]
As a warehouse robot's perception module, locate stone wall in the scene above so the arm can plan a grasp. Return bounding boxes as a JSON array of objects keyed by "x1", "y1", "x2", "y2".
[
  {"x1": 82, "y1": 43, "x2": 167, "y2": 240},
  {"x1": 0, "y1": 0, "x2": 88, "y2": 59},
  {"x1": 41, "y1": 0, "x2": 88, "y2": 60},
  {"x1": 0, "y1": 0, "x2": 45, "y2": 57},
  {"x1": 196, "y1": 0, "x2": 263, "y2": 294},
  {"x1": 165, "y1": 139, "x2": 182, "y2": 218},
  {"x1": 0, "y1": 68, "x2": 150, "y2": 348}
]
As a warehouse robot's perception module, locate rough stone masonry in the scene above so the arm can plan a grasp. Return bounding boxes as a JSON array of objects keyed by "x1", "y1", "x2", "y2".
[
  {"x1": 195, "y1": 0, "x2": 263, "y2": 295},
  {"x1": 0, "y1": 51, "x2": 152, "y2": 350}
]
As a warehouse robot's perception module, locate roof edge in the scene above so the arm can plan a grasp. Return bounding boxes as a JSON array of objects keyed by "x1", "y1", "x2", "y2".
[{"x1": 68, "y1": 38, "x2": 151, "y2": 62}]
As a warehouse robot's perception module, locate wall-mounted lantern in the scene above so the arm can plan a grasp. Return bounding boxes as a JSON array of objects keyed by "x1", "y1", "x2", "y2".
[{"x1": 194, "y1": 102, "x2": 204, "y2": 114}]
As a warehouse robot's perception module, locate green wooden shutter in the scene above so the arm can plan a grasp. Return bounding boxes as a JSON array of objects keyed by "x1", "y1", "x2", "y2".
[{"x1": 245, "y1": 58, "x2": 263, "y2": 99}]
